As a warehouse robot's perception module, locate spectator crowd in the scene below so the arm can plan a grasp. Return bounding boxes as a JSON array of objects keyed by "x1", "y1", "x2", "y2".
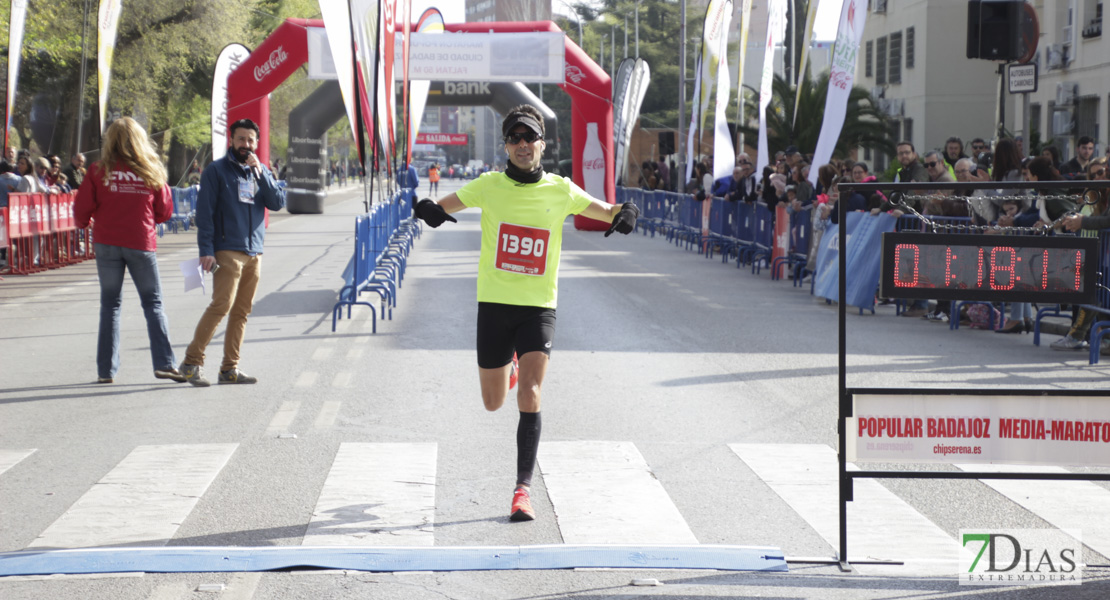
[{"x1": 657, "y1": 133, "x2": 1110, "y2": 355}]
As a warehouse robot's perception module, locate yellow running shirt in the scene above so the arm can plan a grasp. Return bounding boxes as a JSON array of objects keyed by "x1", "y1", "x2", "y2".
[{"x1": 455, "y1": 171, "x2": 594, "y2": 308}]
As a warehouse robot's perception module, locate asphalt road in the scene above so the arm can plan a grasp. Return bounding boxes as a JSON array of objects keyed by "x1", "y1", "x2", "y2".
[{"x1": 2, "y1": 178, "x2": 1110, "y2": 599}]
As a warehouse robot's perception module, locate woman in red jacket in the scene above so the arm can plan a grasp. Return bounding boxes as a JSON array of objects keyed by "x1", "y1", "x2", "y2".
[{"x1": 75, "y1": 117, "x2": 186, "y2": 384}]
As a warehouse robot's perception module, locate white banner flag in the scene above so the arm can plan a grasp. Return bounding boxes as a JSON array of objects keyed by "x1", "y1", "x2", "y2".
[
  {"x1": 685, "y1": 55, "x2": 702, "y2": 186},
  {"x1": 792, "y1": 0, "x2": 821, "y2": 127},
  {"x1": 211, "y1": 43, "x2": 251, "y2": 162},
  {"x1": 97, "y1": 0, "x2": 123, "y2": 134},
  {"x1": 809, "y1": 0, "x2": 867, "y2": 186},
  {"x1": 5, "y1": 0, "x2": 28, "y2": 151},
  {"x1": 698, "y1": 0, "x2": 731, "y2": 134},
  {"x1": 712, "y1": 3, "x2": 735, "y2": 181},
  {"x1": 318, "y1": 0, "x2": 359, "y2": 144},
  {"x1": 756, "y1": 0, "x2": 787, "y2": 176},
  {"x1": 407, "y1": 8, "x2": 444, "y2": 165},
  {"x1": 734, "y1": 0, "x2": 752, "y2": 150}
]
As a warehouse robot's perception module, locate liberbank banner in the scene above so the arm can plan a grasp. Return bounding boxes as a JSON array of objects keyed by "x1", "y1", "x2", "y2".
[
  {"x1": 848, "y1": 393, "x2": 1110, "y2": 466},
  {"x1": 397, "y1": 32, "x2": 565, "y2": 83}
]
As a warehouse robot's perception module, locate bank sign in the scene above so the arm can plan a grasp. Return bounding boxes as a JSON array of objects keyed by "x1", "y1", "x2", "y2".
[{"x1": 960, "y1": 529, "x2": 1081, "y2": 586}]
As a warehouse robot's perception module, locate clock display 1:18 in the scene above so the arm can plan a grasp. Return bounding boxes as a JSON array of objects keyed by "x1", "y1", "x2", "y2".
[{"x1": 879, "y1": 232, "x2": 1098, "y2": 304}]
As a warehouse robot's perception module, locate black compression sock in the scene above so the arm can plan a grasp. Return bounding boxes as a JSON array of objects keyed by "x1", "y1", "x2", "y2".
[{"x1": 516, "y1": 411, "x2": 542, "y2": 487}]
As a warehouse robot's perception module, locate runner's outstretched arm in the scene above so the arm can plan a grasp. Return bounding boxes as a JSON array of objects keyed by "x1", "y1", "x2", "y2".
[
  {"x1": 413, "y1": 193, "x2": 465, "y2": 227},
  {"x1": 579, "y1": 199, "x2": 640, "y2": 237}
]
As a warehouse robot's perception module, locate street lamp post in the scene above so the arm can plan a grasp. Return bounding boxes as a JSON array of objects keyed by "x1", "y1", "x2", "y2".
[{"x1": 556, "y1": 0, "x2": 583, "y2": 48}]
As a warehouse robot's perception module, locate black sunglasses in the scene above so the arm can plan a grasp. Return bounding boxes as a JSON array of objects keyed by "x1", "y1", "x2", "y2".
[
  {"x1": 505, "y1": 132, "x2": 540, "y2": 145},
  {"x1": 924, "y1": 161, "x2": 940, "y2": 168}
]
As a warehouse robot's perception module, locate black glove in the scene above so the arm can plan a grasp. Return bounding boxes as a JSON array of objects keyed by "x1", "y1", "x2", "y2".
[
  {"x1": 605, "y1": 202, "x2": 640, "y2": 237},
  {"x1": 413, "y1": 198, "x2": 457, "y2": 228}
]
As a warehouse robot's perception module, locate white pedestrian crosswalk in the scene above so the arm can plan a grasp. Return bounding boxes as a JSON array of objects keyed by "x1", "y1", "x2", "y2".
[
  {"x1": 538, "y1": 441, "x2": 698, "y2": 545},
  {"x1": 304, "y1": 442, "x2": 437, "y2": 546},
  {"x1": 956, "y1": 463, "x2": 1110, "y2": 559},
  {"x1": 0, "y1": 448, "x2": 35, "y2": 476},
  {"x1": 27, "y1": 444, "x2": 238, "y2": 549},
  {"x1": 4, "y1": 441, "x2": 1109, "y2": 576},
  {"x1": 731, "y1": 443, "x2": 964, "y2": 576}
]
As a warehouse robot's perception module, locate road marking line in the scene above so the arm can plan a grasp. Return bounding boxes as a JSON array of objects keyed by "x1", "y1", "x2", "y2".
[
  {"x1": 956, "y1": 463, "x2": 1110, "y2": 559},
  {"x1": 731, "y1": 443, "x2": 962, "y2": 575},
  {"x1": 314, "y1": 401, "x2": 342, "y2": 430},
  {"x1": 539, "y1": 441, "x2": 698, "y2": 545},
  {"x1": 331, "y1": 372, "x2": 352, "y2": 388},
  {"x1": 295, "y1": 372, "x2": 318, "y2": 387},
  {"x1": 219, "y1": 572, "x2": 262, "y2": 600},
  {"x1": 304, "y1": 443, "x2": 437, "y2": 546},
  {"x1": 346, "y1": 348, "x2": 364, "y2": 359},
  {"x1": 312, "y1": 347, "x2": 333, "y2": 361},
  {"x1": 147, "y1": 582, "x2": 190, "y2": 600},
  {"x1": 0, "y1": 449, "x2": 36, "y2": 477},
  {"x1": 266, "y1": 401, "x2": 301, "y2": 435},
  {"x1": 28, "y1": 444, "x2": 237, "y2": 549}
]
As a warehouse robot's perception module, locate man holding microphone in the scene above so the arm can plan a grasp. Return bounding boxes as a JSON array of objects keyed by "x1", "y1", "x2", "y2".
[{"x1": 179, "y1": 119, "x2": 286, "y2": 386}]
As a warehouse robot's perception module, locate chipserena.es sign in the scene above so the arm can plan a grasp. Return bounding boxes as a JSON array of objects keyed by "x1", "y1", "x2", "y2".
[{"x1": 848, "y1": 393, "x2": 1110, "y2": 466}]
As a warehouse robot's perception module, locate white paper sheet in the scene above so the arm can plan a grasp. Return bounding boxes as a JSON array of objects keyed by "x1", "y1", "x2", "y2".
[{"x1": 179, "y1": 258, "x2": 206, "y2": 294}]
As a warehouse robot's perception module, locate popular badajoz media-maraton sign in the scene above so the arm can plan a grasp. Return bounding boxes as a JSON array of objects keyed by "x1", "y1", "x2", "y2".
[{"x1": 879, "y1": 232, "x2": 1098, "y2": 304}]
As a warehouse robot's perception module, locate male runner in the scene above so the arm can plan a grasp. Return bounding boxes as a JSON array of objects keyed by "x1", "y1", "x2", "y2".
[{"x1": 412, "y1": 104, "x2": 639, "y2": 521}]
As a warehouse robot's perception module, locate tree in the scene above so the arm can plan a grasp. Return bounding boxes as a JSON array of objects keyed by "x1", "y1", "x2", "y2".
[{"x1": 738, "y1": 72, "x2": 895, "y2": 163}]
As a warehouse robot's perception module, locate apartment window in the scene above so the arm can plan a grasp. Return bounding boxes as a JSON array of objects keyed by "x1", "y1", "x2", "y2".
[
  {"x1": 888, "y1": 31, "x2": 902, "y2": 84},
  {"x1": 903, "y1": 118, "x2": 914, "y2": 146},
  {"x1": 865, "y1": 41, "x2": 873, "y2": 78},
  {"x1": 876, "y1": 36, "x2": 887, "y2": 85},
  {"x1": 865, "y1": 146, "x2": 872, "y2": 161},
  {"x1": 1078, "y1": 95, "x2": 1100, "y2": 141},
  {"x1": 906, "y1": 27, "x2": 915, "y2": 68}
]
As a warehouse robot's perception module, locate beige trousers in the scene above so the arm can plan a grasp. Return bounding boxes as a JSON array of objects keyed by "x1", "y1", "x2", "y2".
[{"x1": 184, "y1": 250, "x2": 261, "y2": 371}]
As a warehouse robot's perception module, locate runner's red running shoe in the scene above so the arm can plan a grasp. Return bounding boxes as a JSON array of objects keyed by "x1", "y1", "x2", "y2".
[
  {"x1": 509, "y1": 352, "x2": 519, "y2": 390},
  {"x1": 510, "y1": 486, "x2": 535, "y2": 521}
]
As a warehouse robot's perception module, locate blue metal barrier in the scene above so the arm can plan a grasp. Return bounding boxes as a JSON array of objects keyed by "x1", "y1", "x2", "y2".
[{"x1": 332, "y1": 191, "x2": 420, "y2": 333}]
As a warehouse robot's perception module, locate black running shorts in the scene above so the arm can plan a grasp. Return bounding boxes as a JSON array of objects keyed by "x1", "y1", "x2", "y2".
[{"x1": 476, "y1": 302, "x2": 557, "y2": 369}]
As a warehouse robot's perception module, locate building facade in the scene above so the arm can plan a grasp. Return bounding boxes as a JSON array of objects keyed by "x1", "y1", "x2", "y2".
[
  {"x1": 1019, "y1": 0, "x2": 1108, "y2": 163},
  {"x1": 854, "y1": 0, "x2": 1003, "y2": 171}
]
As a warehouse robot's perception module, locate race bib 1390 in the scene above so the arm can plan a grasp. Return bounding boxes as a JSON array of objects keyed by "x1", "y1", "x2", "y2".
[{"x1": 495, "y1": 222, "x2": 550, "y2": 276}]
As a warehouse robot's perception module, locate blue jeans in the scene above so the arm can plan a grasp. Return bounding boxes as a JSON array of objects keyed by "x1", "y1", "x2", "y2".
[
  {"x1": 1009, "y1": 302, "x2": 1032, "y2": 321},
  {"x1": 95, "y1": 243, "x2": 176, "y2": 378}
]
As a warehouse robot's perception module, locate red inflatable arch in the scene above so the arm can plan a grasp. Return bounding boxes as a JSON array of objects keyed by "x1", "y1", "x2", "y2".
[
  {"x1": 227, "y1": 19, "x2": 614, "y2": 229},
  {"x1": 226, "y1": 18, "x2": 320, "y2": 167}
]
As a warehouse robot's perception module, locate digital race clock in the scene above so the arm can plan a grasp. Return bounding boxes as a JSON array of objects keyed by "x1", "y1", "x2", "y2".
[{"x1": 880, "y1": 232, "x2": 1099, "y2": 304}]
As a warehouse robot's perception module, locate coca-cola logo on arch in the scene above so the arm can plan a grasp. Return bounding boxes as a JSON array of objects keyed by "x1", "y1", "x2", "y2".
[
  {"x1": 253, "y1": 46, "x2": 289, "y2": 82},
  {"x1": 582, "y1": 157, "x2": 604, "y2": 170},
  {"x1": 565, "y1": 65, "x2": 585, "y2": 84}
]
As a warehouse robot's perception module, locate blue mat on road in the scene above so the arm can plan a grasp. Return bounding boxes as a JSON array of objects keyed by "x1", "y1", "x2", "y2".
[{"x1": 0, "y1": 544, "x2": 787, "y2": 576}]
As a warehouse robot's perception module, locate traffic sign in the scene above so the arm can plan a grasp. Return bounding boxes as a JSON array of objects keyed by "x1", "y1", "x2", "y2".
[{"x1": 1008, "y1": 63, "x2": 1037, "y2": 94}]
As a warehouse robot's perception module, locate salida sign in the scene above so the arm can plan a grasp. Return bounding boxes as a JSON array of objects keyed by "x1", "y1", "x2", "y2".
[{"x1": 415, "y1": 133, "x2": 469, "y2": 146}]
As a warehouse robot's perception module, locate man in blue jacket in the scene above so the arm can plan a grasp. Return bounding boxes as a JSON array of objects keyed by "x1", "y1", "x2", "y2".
[{"x1": 180, "y1": 119, "x2": 286, "y2": 386}]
